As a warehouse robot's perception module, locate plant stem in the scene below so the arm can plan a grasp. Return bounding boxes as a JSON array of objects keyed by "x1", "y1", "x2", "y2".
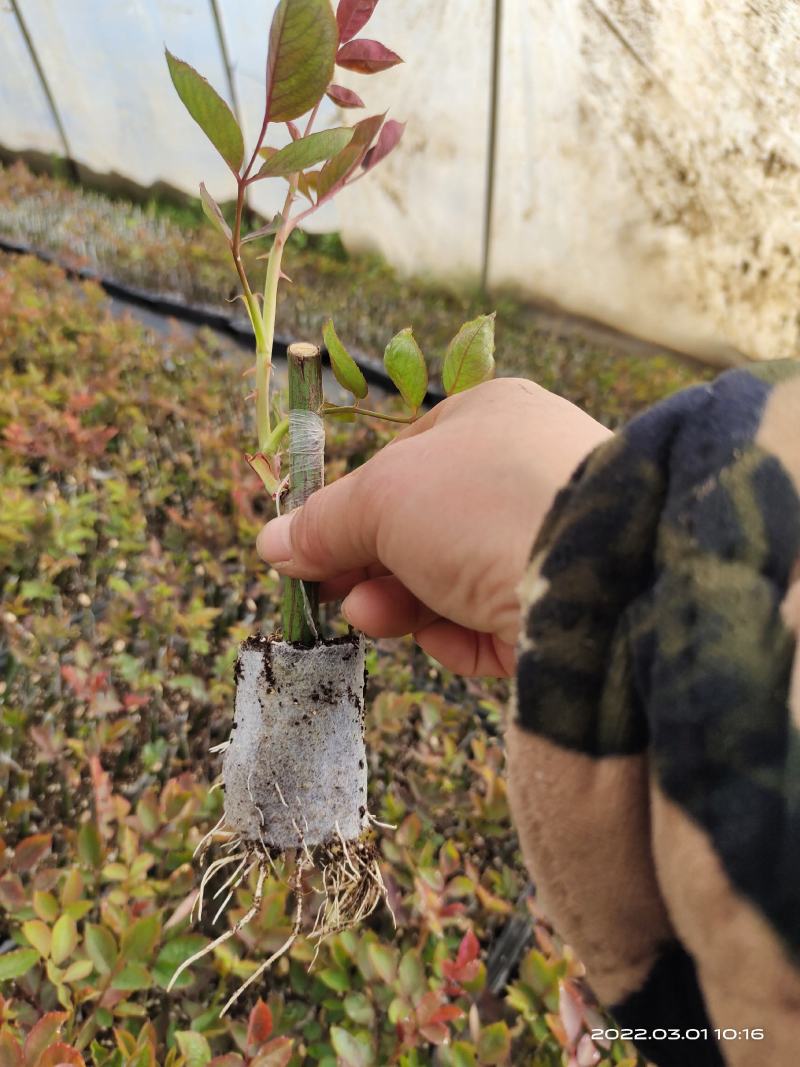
[
  {"x1": 281, "y1": 342, "x2": 323, "y2": 645},
  {"x1": 258, "y1": 236, "x2": 284, "y2": 450},
  {"x1": 322, "y1": 403, "x2": 417, "y2": 425}
]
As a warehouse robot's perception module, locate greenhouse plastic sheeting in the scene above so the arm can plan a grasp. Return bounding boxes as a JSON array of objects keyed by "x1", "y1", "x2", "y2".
[
  {"x1": 3, "y1": 1, "x2": 800, "y2": 364},
  {"x1": 0, "y1": 0, "x2": 337, "y2": 228},
  {"x1": 486, "y1": 0, "x2": 800, "y2": 365},
  {"x1": 0, "y1": 8, "x2": 62, "y2": 156}
]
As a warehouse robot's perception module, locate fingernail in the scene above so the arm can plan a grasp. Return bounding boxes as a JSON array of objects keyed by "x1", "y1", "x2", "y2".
[
  {"x1": 341, "y1": 594, "x2": 353, "y2": 623},
  {"x1": 257, "y1": 514, "x2": 294, "y2": 564}
]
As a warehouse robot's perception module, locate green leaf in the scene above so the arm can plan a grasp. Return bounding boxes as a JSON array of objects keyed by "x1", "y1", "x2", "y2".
[
  {"x1": 111, "y1": 961, "x2": 152, "y2": 991},
  {"x1": 329, "y1": 1028, "x2": 373, "y2": 1067},
  {"x1": 476, "y1": 1021, "x2": 511, "y2": 1065},
  {"x1": 343, "y1": 993, "x2": 375, "y2": 1027},
  {"x1": 383, "y1": 328, "x2": 427, "y2": 411},
  {"x1": 257, "y1": 127, "x2": 354, "y2": 177},
  {"x1": 365, "y1": 943, "x2": 396, "y2": 984},
  {"x1": 165, "y1": 50, "x2": 244, "y2": 171},
  {"x1": 153, "y1": 934, "x2": 207, "y2": 989},
  {"x1": 77, "y1": 821, "x2": 103, "y2": 868},
  {"x1": 398, "y1": 950, "x2": 425, "y2": 998},
  {"x1": 0, "y1": 947, "x2": 38, "y2": 982},
  {"x1": 21, "y1": 919, "x2": 51, "y2": 957},
  {"x1": 61, "y1": 958, "x2": 93, "y2": 983},
  {"x1": 176, "y1": 1031, "x2": 212, "y2": 1067},
  {"x1": 441, "y1": 313, "x2": 496, "y2": 396},
  {"x1": 199, "y1": 183, "x2": 232, "y2": 241},
  {"x1": 266, "y1": 0, "x2": 338, "y2": 123},
  {"x1": 50, "y1": 913, "x2": 78, "y2": 965},
  {"x1": 318, "y1": 967, "x2": 350, "y2": 992},
  {"x1": 33, "y1": 890, "x2": 59, "y2": 923},
  {"x1": 85, "y1": 923, "x2": 118, "y2": 975},
  {"x1": 120, "y1": 913, "x2": 160, "y2": 962},
  {"x1": 323, "y1": 320, "x2": 367, "y2": 399},
  {"x1": 449, "y1": 1042, "x2": 478, "y2": 1067}
]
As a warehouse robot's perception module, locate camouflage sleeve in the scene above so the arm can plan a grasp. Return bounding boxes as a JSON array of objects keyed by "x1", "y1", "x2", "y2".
[{"x1": 508, "y1": 360, "x2": 800, "y2": 1067}]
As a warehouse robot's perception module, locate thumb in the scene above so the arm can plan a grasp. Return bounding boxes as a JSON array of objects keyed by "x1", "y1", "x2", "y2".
[{"x1": 256, "y1": 461, "x2": 384, "y2": 581}]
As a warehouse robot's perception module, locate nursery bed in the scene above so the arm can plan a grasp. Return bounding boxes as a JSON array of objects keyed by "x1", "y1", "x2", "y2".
[
  {"x1": 0, "y1": 251, "x2": 645, "y2": 1065},
  {"x1": 0, "y1": 161, "x2": 710, "y2": 430}
]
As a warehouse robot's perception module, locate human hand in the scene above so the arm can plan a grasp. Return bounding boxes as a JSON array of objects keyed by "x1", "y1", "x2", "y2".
[{"x1": 257, "y1": 378, "x2": 611, "y2": 676}]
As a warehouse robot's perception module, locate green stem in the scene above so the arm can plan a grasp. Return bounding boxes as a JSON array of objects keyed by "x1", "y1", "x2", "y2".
[
  {"x1": 322, "y1": 403, "x2": 417, "y2": 425},
  {"x1": 281, "y1": 342, "x2": 323, "y2": 645},
  {"x1": 257, "y1": 236, "x2": 285, "y2": 450}
]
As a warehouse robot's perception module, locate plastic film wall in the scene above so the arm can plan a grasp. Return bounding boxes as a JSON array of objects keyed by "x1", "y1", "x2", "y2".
[{"x1": 3, "y1": 1, "x2": 800, "y2": 365}]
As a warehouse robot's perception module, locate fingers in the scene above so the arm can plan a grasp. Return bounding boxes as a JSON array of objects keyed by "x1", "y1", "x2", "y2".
[
  {"x1": 414, "y1": 619, "x2": 515, "y2": 678},
  {"x1": 318, "y1": 563, "x2": 390, "y2": 604},
  {"x1": 256, "y1": 459, "x2": 385, "y2": 581},
  {"x1": 340, "y1": 575, "x2": 438, "y2": 637}
]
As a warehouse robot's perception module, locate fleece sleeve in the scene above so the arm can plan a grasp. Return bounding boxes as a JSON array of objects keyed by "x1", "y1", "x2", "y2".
[{"x1": 507, "y1": 360, "x2": 800, "y2": 1067}]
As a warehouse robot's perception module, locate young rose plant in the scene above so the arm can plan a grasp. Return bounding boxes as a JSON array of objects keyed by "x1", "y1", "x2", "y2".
[{"x1": 165, "y1": 0, "x2": 495, "y2": 1010}]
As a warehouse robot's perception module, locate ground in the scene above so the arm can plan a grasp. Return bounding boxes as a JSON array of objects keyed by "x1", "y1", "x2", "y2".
[{"x1": 0, "y1": 164, "x2": 707, "y2": 1066}]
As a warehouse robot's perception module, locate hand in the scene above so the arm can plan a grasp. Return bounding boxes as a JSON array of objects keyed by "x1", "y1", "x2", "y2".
[{"x1": 257, "y1": 378, "x2": 611, "y2": 676}]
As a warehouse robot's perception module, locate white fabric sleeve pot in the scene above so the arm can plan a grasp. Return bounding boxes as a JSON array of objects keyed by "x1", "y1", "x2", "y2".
[{"x1": 223, "y1": 632, "x2": 368, "y2": 849}]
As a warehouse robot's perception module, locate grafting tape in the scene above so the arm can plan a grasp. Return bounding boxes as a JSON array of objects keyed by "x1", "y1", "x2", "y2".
[{"x1": 288, "y1": 409, "x2": 325, "y2": 510}]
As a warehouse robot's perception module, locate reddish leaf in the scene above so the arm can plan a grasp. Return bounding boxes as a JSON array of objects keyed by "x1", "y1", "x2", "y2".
[
  {"x1": 576, "y1": 1033, "x2": 601, "y2": 1066},
  {"x1": 23, "y1": 1012, "x2": 68, "y2": 1064},
  {"x1": 416, "y1": 990, "x2": 463, "y2": 1029},
  {"x1": 362, "y1": 118, "x2": 404, "y2": 171},
  {"x1": 336, "y1": 39, "x2": 402, "y2": 74},
  {"x1": 250, "y1": 1037, "x2": 293, "y2": 1067},
  {"x1": 0, "y1": 1034, "x2": 23, "y2": 1067},
  {"x1": 326, "y1": 83, "x2": 365, "y2": 109},
  {"x1": 316, "y1": 112, "x2": 384, "y2": 199},
  {"x1": 13, "y1": 834, "x2": 52, "y2": 873},
  {"x1": 0, "y1": 876, "x2": 27, "y2": 911},
  {"x1": 559, "y1": 979, "x2": 585, "y2": 1046},
  {"x1": 28, "y1": 726, "x2": 62, "y2": 762},
  {"x1": 36, "y1": 1044, "x2": 85, "y2": 1067},
  {"x1": 456, "y1": 928, "x2": 480, "y2": 968},
  {"x1": 247, "y1": 999, "x2": 273, "y2": 1050},
  {"x1": 297, "y1": 169, "x2": 319, "y2": 202},
  {"x1": 336, "y1": 0, "x2": 379, "y2": 44},
  {"x1": 428, "y1": 1004, "x2": 463, "y2": 1026},
  {"x1": 88, "y1": 756, "x2": 114, "y2": 841},
  {"x1": 123, "y1": 693, "x2": 148, "y2": 711},
  {"x1": 418, "y1": 1022, "x2": 449, "y2": 1046}
]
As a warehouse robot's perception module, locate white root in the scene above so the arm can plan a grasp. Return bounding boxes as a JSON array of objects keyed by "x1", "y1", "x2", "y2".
[
  {"x1": 194, "y1": 852, "x2": 246, "y2": 922},
  {"x1": 366, "y1": 810, "x2": 397, "y2": 831},
  {"x1": 173, "y1": 813, "x2": 391, "y2": 1003},
  {"x1": 167, "y1": 864, "x2": 267, "y2": 992},
  {"x1": 220, "y1": 859, "x2": 306, "y2": 1016}
]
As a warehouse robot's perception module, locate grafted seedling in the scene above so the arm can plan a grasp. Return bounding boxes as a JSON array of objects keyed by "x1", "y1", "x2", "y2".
[{"x1": 165, "y1": 0, "x2": 495, "y2": 1009}]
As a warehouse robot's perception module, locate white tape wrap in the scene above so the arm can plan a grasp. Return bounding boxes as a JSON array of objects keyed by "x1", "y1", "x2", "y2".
[{"x1": 288, "y1": 409, "x2": 325, "y2": 511}]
